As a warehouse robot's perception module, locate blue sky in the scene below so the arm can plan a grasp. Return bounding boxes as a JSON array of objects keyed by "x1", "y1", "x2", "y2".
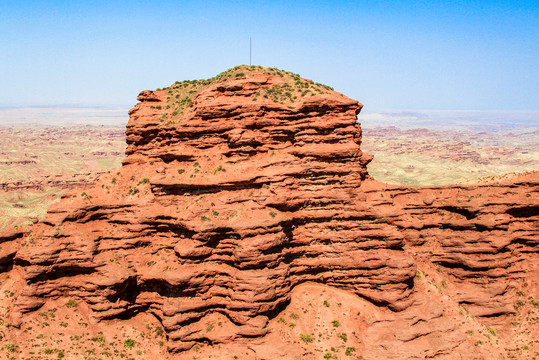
[{"x1": 0, "y1": 0, "x2": 537, "y2": 110}]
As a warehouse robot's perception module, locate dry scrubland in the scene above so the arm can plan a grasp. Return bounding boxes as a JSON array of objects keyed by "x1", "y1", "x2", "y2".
[
  {"x1": 0, "y1": 122, "x2": 537, "y2": 232},
  {"x1": 362, "y1": 126, "x2": 539, "y2": 186},
  {"x1": 0, "y1": 126, "x2": 126, "y2": 231}
]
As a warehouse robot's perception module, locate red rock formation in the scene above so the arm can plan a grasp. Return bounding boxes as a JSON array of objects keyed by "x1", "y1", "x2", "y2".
[
  {"x1": 0, "y1": 171, "x2": 107, "y2": 191},
  {"x1": 0, "y1": 66, "x2": 537, "y2": 359}
]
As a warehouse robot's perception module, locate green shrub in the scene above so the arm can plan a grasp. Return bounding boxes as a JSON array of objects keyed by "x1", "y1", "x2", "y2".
[
  {"x1": 94, "y1": 332, "x2": 105, "y2": 345},
  {"x1": 299, "y1": 333, "x2": 313, "y2": 343},
  {"x1": 123, "y1": 338, "x2": 135, "y2": 349},
  {"x1": 345, "y1": 347, "x2": 356, "y2": 356},
  {"x1": 332, "y1": 320, "x2": 340, "y2": 327},
  {"x1": 269, "y1": 211, "x2": 277, "y2": 218},
  {"x1": 212, "y1": 165, "x2": 223, "y2": 174},
  {"x1": 65, "y1": 299, "x2": 77, "y2": 308},
  {"x1": 177, "y1": 169, "x2": 185, "y2": 174},
  {"x1": 4, "y1": 342, "x2": 15, "y2": 352},
  {"x1": 180, "y1": 96, "x2": 193, "y2": 108},
  {"x1": 138, "y1": 177, "x2": 149, "y2": 185}
]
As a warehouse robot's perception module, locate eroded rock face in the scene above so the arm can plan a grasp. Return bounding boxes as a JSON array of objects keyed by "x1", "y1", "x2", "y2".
[{"x1": 1, "y1": 66, "x2": 537, "y2": 358}]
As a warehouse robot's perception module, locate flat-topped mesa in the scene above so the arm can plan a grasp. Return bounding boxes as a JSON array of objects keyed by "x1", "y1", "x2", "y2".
[{"x1": 123, "y1": 66, "x2": 372, "y2": 190}]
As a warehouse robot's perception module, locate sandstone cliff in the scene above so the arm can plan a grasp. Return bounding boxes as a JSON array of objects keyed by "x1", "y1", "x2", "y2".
[{"x1": 0, "y1": 66, "x2": 537, "y2": 359}]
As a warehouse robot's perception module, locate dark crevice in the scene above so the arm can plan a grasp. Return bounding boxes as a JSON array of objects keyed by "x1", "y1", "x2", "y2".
[
  {"x1": 0, "y1": 257, "x2": 14, "y2": 272},
  {"x1": 268, "y1": 198, "x2": 346, "y2": 212},
  {"x1": 100, "y1": 303, "x2": 150, "y2": 321},
  {"x1": 131, "y1": 240, "x2": 152, "y2": 248},
  {"x1": 151, "y1": 181, "x2": 262, "y2": 196},
  {"x1": 433, "y1": 261, "x2": 492, "y2": 272},
  {"x1": 0, "y1": 230, "x2": 24, "y2": 244},
  {"x1": 159, "y1": 154, "x2": 197, "y2": 163},
  {"x1": 475, "y1": 223, "x2": 490, "y2": 231},
  {"x1": 479, "y1": 311, "x2": 512, "y2": 318},
  {"x1": 511, "y1": 237, "x2": 538, "y2": 247},
  {"x1": 193, "y1": 227, "x2": 239, "y2": 244},
  {"x1": 141, "y1": 221, "x2": 196, "y2": 238},
  {"x1": 106, "y1": 275, "x2": 139, "y2": 302},
  {"x1": 138, "y1": 278, "x2": 199, "y2": 298},
  {"x1": 506, "y1": 205, "x2": 539, "y2": 218},
  {"x1": 153, "y1": 168, "x2": 354, "y2": 196},
  {"x1": 440, "y1": 206, "x2": 477, "y2": 220},
  {"x1": 27, "y1": 266, "x2": 97, "y2": 284},
  {"x1": 84, "y1": 212, "x2": 110, "y2": 222},
  {"x1": 288, "y1": 215, "x2": 377, "y2": 227}
]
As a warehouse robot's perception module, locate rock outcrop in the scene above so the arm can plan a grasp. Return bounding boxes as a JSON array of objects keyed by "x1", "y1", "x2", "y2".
[
  {"x1": 1, "y1": 66, "x2": 537, "y2": 359},
  {"x1": 0, "y1": 171, "x2": 107, "y2": 191}
]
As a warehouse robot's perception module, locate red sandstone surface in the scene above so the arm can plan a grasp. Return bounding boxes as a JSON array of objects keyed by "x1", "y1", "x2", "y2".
[{"x1": 0, "y1": 66, "x2": 537, "y2": 359}]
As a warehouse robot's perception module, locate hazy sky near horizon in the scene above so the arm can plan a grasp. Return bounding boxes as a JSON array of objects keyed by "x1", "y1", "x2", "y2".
[{"x1": 1, "y1": 1, "x2": 538, "y2": 110}]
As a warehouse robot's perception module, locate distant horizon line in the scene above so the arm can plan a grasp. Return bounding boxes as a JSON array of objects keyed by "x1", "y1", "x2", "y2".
[{"x1": 0, "y1": 105, "x2": 538, "y2": 113}]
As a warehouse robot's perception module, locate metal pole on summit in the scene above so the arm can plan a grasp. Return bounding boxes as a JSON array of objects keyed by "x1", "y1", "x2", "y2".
[{"x1": 250, "y1": 37, "x2": 252, "y2": 66}]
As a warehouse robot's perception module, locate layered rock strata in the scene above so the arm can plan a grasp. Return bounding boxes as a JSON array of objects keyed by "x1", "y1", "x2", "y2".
[{"x1": 1, "y1": 66, "x2": 537, "y2": 358}]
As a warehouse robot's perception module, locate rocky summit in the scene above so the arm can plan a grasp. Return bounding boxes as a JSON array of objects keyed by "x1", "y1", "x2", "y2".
[{"x1": 0, "y1": 65, "x2": 538, "y2": 359}]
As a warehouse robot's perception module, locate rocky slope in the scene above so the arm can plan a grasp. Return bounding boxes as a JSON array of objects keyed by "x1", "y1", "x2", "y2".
[{"x1": 0, "y1": 66, "x2": 537, "y2": 359}]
